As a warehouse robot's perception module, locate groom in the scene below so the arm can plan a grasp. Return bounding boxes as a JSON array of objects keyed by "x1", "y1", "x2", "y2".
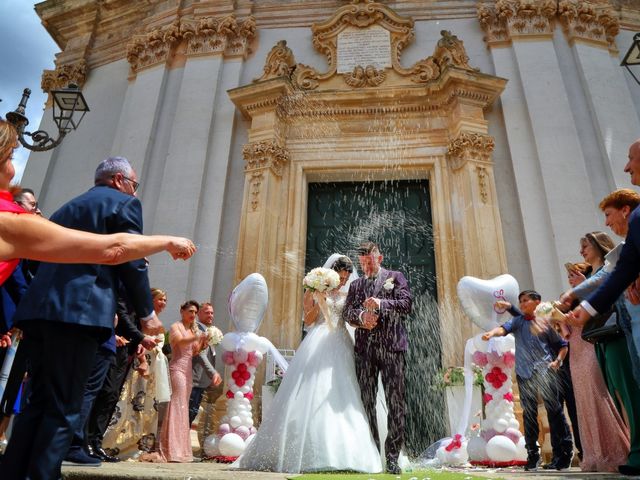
[{"x1": 343, "y1": 241, "x2": 412, "y2": 474}]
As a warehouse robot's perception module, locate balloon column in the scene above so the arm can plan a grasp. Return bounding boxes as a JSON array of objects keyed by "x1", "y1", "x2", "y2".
[
  {"x1": 203, "y1": 273, "x2": 288, "y2": 461},
  {"x1": 435, "y1": 275, "x2": 527, "y2": 466}
]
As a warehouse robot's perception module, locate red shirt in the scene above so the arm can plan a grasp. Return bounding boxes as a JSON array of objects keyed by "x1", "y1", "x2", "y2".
[{"x1": 0, "y1": 190, "x2": 27, "y2": 284}]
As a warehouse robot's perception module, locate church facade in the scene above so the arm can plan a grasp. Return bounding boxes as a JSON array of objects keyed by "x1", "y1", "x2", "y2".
[{"x1": 23, "y1": 0, "x2": 640, "y2": 367}]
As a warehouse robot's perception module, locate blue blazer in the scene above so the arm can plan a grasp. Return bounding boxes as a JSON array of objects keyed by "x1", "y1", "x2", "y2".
[
  {"x1": 588, "y1": 205, "x2": 640, "y2": 313},
  {"x1": 13, "y1": 186, "x2": 154, "y2": 339}
]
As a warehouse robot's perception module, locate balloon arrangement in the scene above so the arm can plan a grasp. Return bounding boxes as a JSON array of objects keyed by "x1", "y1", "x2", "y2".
[
  {"x1": 435, "y1": 274, "x2": 527, "y2": 467},
  {"x1": 202, "y1": 273, "x2": 288, "y2": 461}
]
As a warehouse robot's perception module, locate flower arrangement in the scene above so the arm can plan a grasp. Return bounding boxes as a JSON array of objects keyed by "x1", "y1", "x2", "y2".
[
  {"x1": 303, "y1": 267, "x2": 340, "y2": 292},
  {"x1": 266, "y1": 365, "x2": 285, "y2": 393},
  {"x1": 436, "y1": 366, "x2": 484, "y2": 388},
  {"x1": 206, "y1": 325, "x2": 224, "y2": 347}
]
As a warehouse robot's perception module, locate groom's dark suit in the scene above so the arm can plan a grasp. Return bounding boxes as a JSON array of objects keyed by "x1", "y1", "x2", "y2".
[
  {"x1": 343, "y1": 267, "x2": 412, "y2": 468},
  {"x1": 1, "y1": 185, "x2": 154, "y2": 480}
]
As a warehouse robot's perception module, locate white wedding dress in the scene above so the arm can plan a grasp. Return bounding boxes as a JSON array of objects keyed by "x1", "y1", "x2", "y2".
[{"x1": 236, "y1": 294, "x2": 383, "y2": 473}]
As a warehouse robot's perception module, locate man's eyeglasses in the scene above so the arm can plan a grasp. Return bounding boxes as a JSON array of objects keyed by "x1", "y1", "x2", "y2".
[{"x1": 113, "y1": 174, "x2": 140, "y2": 193}]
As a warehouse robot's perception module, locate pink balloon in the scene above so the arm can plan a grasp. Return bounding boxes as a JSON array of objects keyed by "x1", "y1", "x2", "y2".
[
  {"x1": 481, "y1": 428, "x2": 497, "y2": 441},
  {"x1": 247, "y1": 351, "x2": 259, "y2": 366},
  {"x1": 223, "y1": 351, "x2": 235, "y2": 365},
  {"x1": 504, "y1": 427, "x2": 521, "y2": 445},
  {"x1": 473, "y1": 351, "x2": 488, "y2": 367},
  {"x1": 250, "y1": 427, "x2": 257, "y2": 435},
  {"x1": 218, "y1": 423, "x2": 231, "y2": 436},
  {"x1": 487, "y1": 351, "x2": 503, "y2": 366},
  {"x1": 503, "y1": 351, "x2": 516, "y2": 368},
  {"x1": 234, "y1": 350, "x2": 248, "y2": 363},
  {"x1": 235, "y1": 426, "x2": 250, "y2": 440}
]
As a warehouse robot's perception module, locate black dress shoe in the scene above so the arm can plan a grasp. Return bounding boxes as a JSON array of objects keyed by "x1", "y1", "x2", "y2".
[
  {"x1": 385, "y1": 460, "x2": 401, "y2": 474},
  {"x1": 619, "y1": 464, "x2": 640, "y2": 476},
  {"x1": 93, "y1": 446, "x2": 121, "y2": 463}
]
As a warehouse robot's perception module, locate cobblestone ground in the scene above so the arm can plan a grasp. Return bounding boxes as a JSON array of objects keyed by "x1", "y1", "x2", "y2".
[{"x1": 61, "y1": 463, "x2": 624, "y2": 480}]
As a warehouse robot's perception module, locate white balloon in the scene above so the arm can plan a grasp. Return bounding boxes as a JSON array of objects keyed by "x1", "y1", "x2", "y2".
[
  {"x1": 229, "y1": 383, "x2": 239, "y2": 393},
  {"x1": 245, "y1": 433, "x2": 256, "y2": 447},
  {"x1": 436, "y1": 446, "x2": 447, "y2": 464},
  {"x1": 228, "y1": 273, "x2": 269, "y2": 333},
  {"x1": 472, "y1": 333, "x2": 489, "y2": 353},
  {"x1": 254, "y1": 351, "x2": 264, "y2": 362},
  {"x1": 494, "y1": 418, "x2": 509, "y2": 433},
  {"x1": 254, "y1": 336, "x2": 271, "y2": 354},
  {"x1": 245, "y1": 417, "x2": 254, "y2": 427},
  {"x1": 240, "y1": 385, "x2": 251, "y2": 393},
  {"x1": 248, "y1": 366, "x2": 256, "y2": 374},
  {"x1": 221, "y1": 332, "x2": 240, "y2": 351},
  {"x1": 467, "y1": 436, "x2": 487, "y2": 461},
  {"x1": 457, "y1": 275, "x2": 520, "y2": 331},
  {"x1": 502, "y1": 334, "x2": 516, "y2": 351},
  {"x1": 508, "y1": 418, "x2": 520, "y2": 430},
  {"x1": 202, "y1": 434, "x2": 220, "y2": 457},
  {"x1": 486, "y1": 435, "x2": 518, "y2": 462},
  {"x1": 218, "y1": 433, "x2": 246, "y2": 456},
  {"x1": 230, "y1": 416, "x2": 242, "y2": 428},
  {"x1": 516, "y1": 436, "x2": 528, "y2": 461},
  {"x1": 234, "y1": 391, "x2": 244, "y2": 401}
]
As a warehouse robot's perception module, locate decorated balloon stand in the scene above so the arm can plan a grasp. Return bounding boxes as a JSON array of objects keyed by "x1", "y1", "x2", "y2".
[
  {"x1": 202, "y1": 273, "x2": 289, "y2": 462},
  {"x1": 434, "y1": 275, "x2": 527, "y2": 467}
]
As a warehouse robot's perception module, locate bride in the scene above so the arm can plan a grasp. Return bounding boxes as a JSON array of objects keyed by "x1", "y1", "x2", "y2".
[{"x1": 236, "y1": 254, "x2": 382, "y2": 473}]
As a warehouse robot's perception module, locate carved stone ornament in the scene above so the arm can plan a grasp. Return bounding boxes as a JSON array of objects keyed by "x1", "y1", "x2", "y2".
[
  {"x1": 269, "y1": 0, "x2": 478, "y2": 90},
  {"x1": 127, "y1": 20, "x2": 182, "y2": 73},
  {"x1": 477, "y1": 0, "x2": 558, "y2": 45},
  {"x1": 477, "y1": 166, "x2": 490, "y2": 203},
  {"x1": 41, "y1": 60, "x2": 88, "y2": 93},
  {"x1": 343, "y1": 65, "x2": 386, "y2": 87},
  {"x1": 447, "y1": 132, "x2": 496, "y2": 170},
  {"x1": 182, "y1": 15, "x2": 256, "y2": 58},
  {"x1": 127, "y1": 15, "x2": 256, "y2": 73},
  {"x1": 557, "y1": 0, "x2": 619, "y2": 50},
  {"x1": 243, "y1": 140, "x2": 290, "y2": 211},
  {"x1": 255, "y1": 40, "x2": 297, "y2": 82}
]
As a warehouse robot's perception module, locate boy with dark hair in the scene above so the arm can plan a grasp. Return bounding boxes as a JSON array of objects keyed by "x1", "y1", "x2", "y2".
[{"x1": 483, "y1": 290, "x2": 573, "y2": 471}]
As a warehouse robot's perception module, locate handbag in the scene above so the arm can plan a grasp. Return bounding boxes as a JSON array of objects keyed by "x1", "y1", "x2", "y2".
[{"x1": 581, "y1": 307, "x2": 624, "y2": 344}]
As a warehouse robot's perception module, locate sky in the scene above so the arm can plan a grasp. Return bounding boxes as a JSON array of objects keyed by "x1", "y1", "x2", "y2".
[{"x1": 0, "y1": 1, "x2": 60, "y2": 183}]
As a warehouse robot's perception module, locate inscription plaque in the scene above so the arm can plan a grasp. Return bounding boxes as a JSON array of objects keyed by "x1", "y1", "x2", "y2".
[{"x1": 337, "y1": 25, "x2": 391, "y2": 74}]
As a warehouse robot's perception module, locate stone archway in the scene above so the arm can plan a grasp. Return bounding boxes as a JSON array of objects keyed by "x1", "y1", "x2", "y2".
[{"x1": 229, "y1": 0, "x2": 507, "y2": 369}]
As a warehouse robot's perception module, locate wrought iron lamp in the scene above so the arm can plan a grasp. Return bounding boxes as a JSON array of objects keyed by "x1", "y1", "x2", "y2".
[
  {"x1": 5, "y1": 84, "x2": 89, "y2": 152},
  {"x1": 621, "y1": 33, "x2": 640, "y2": 86}
]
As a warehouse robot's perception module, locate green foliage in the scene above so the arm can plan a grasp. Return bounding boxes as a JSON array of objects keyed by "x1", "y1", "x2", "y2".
[{"x1": 435, "y1": 366, "x2": 484, "y2": 388}]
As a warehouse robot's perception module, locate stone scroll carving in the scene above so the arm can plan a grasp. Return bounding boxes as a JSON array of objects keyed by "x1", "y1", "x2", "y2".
[
  {"x1": 242, "y1": 141, "x2": 290, "y2": 211},
  {"x1": 253, "y1": 1, "x2": 477, "y2": 91},
  {"x1": 127, "y1": 15, "x2": 256, "y2": 74},
  {"x1": 41, "y1": 60, "x2": 88, "y2": 93}
]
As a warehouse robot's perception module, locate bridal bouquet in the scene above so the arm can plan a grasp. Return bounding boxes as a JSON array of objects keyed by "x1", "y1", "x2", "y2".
[
  {"x1": 206, "y1": 325, "x2": 224, "y2": 347},
  {"x1": 303, "y1": 267, "x2": 340, "y2": 292}
]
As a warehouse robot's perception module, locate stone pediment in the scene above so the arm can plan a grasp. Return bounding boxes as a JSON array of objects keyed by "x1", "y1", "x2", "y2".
[{"x1": 253, "y1": 0, "x2": 479, "y2": 91}]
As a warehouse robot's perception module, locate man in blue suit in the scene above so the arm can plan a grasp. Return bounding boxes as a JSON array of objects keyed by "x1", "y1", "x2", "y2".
[{"x1": 1, "y1": 156, "x2": 164, "y2": 480}]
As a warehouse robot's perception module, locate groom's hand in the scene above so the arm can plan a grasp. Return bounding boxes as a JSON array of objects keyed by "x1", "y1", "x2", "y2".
[
  {"x1": 363, "y1": 297, "x2": 380, "y2": 311},
  {"x1": 361, "y1": 311, "x2": 379, "y2": 330}
]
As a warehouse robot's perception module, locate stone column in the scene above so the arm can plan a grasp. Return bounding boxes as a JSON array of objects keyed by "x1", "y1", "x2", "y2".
[
  {"x1": 558, "y1": 0, "x2": 640, "y2": 191},
  {"x1": 478, "y1": 0, "x2": 600, "y2": 297},
  {"x1": 447, "y1": 132, "x2": 507, "y2": 278},
  {"x1": 237, "y1": 140, "x2": 290, "y2": 343}
]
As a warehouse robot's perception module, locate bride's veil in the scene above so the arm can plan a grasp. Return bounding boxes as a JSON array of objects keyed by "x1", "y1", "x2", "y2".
[{"x1": 322, "y1": 253, "x2": 359, "y2": 293}]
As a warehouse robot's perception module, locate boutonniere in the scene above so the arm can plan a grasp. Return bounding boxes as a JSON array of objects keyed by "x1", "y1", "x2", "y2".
[{"x1": 383, "y1": 277, "x2": 395, "y2": 291}]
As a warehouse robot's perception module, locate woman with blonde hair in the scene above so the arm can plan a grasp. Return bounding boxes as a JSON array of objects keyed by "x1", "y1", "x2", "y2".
[{"x1": 102, "y1": 288, "x2": 171, "y2": 461}]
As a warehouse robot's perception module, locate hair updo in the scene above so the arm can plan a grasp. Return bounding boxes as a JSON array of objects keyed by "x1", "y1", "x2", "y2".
[{"x1": 331, "y1": 256, "x2": 353, "y2": 273}]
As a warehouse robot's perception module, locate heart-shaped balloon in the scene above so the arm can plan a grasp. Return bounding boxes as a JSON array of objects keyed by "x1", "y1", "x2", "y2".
[
  {"x1": 228, "y1": 273, "x2": 269, "y2": 333},
  {"x1": 457, "y1": 274, "x2": 519, "y2": 331}
]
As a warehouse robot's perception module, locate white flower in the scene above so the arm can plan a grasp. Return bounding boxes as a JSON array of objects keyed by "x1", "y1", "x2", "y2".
[
  {"x1": 206, "y1": 326, "x2": 224, "y2": 347},
  {"x1": 534, "y1": 302, "x2": 554, "y2": 320},
  {"x1": 383, "y1": 277, "x2": 395, "y2": 291},
  {"x1": 303, "y1": 267, "x2": 340, "y2": 292}
]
